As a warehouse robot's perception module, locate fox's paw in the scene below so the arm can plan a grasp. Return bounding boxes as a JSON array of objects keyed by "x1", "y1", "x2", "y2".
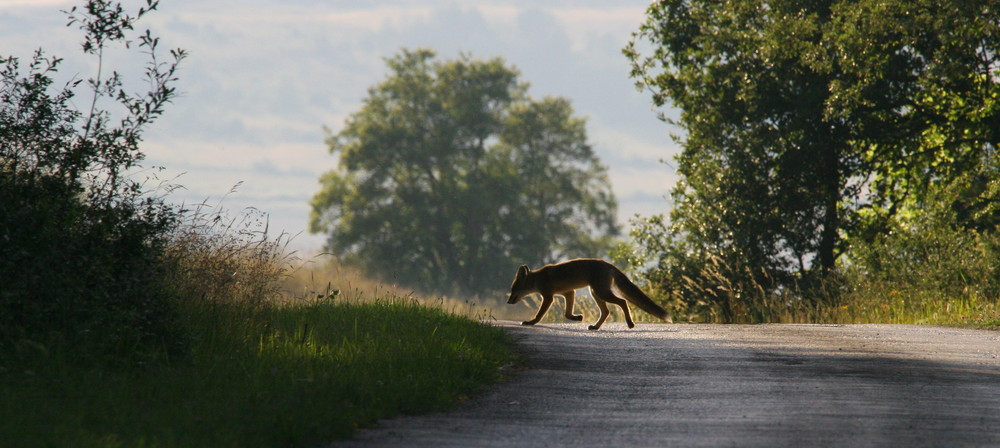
[
  {"x1": 627, "y1": 321, "x2": 636, "y2": 329},
  {"x1": 521, "y1": 320, "x2": 537, "y2": 326},
  {"x1": 566, "y1": 314, "x2": 583, "y2": 321},
  {"x1": 587, "y1": 325, "x2": 601, "y2": 331}
]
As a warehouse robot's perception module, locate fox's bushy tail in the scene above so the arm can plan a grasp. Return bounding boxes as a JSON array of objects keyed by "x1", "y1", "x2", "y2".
[{"x1": 611, "y1": 268, "x2": 669, "y2": 320}]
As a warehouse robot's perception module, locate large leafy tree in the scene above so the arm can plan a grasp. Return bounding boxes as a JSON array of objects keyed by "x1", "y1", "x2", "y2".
[
  {"x1": 625, "y1": 0, "x2": 998, "y2": 301},
  {"x1": 625, "y1": 0, "x2": 855, "y2": 285},
  {"x1": 310, "y1": 49, "x2": 618, "y2": 295},
  {"x1": 815, "y1": 0, "x2": 999, "y2": 235}
]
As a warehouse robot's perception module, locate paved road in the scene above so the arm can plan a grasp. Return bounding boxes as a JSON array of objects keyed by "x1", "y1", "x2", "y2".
[{"x1": 334, "y1": 322, "x2": 1000, "y2": 447}]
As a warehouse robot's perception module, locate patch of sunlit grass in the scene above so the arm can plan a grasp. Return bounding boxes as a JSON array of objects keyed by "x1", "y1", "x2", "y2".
[{"x1": 816, "y1": 290, "x2": 1000, "y2": 326}]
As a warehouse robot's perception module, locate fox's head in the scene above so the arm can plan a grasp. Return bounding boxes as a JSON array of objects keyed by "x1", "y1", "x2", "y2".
[{"x1": 507, "y1": 264, "x2": 531, "y2": 304}]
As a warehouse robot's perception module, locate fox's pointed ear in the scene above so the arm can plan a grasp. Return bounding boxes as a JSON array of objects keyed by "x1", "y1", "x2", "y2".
[{"x1": 516, "y1": 264, "x2": 529, "y2": 281}]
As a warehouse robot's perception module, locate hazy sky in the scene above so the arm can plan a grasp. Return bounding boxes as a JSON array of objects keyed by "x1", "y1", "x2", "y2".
[{"x1": 1, "y1": 0, "x2": 681, "y2": 253}]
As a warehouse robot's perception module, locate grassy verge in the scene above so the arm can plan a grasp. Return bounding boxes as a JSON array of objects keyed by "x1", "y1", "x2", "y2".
[
  {"x1": 527, "y1": 283, "x2": 999, "y2": 329},
  {"x1": 531, "y1": 295, "x2": 1000, "y2": 328},
  {"x1": 0, "y1": 297, "x2": 517, "y2": 448}
]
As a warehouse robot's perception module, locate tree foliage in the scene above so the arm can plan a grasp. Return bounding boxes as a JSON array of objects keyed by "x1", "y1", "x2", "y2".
[
  {"x1": 625, "y1": 0, "x2": 857, "y2": 291},
  {"x1": 310, "y1": 49, "x2": 618, "y2": 295},
  {"x1": 816, "y1": 0, "x2": 999, "y2": 236},
  {"x1": 0, "y1": 0, "x2": 186, "y2": 359},
  {"x1": 625, "y1": 0, "x2": 998, "y2": 316}
]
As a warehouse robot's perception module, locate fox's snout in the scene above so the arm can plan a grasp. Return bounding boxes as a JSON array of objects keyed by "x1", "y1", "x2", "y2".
[{"x1": 507, "y1": 294, "x2": 518, "y2": 304}]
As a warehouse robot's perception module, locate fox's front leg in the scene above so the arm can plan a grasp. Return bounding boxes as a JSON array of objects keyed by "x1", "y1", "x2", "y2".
[
  {"x1": 523, "y1": 294, "x2": 554, "y2": 325},
  {"x1": 562, "y1": 290, "x2": 583, "y2": 321},
  {"x1": 589, "y1": 298, "x2": 611, "y2": 330}
]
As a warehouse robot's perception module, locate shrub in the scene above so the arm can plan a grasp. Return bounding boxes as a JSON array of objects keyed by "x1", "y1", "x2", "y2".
[
  {"x1": 0, "y1": 0, "x2": 186, "y2": 363},
  {"x1": 0, "y1": 170, "x2": 183, "y2": 363},
  {"x1": 842, "y1": 176, "x2": 1000, "y2": 307}
]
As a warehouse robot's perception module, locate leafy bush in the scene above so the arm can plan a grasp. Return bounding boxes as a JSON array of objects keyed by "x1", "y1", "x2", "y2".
[
  {"x1": 0, "y1": 170, "x2": 183, "y2": 361},
  {"x1": 0, "y1": 0, "x2": 186, "y2": 363},
  {"x1": 842, "y1": 175, "x2": 1000, "y2": 307}
]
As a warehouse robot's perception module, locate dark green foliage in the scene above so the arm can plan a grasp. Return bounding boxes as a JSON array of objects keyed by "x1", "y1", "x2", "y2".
[
  {"x1": 626, "y1": 0, "x2": 855, "y2": 272},
  {"x1": 311, "y1": 49, "x2": 619, "y2": 296},
  {"x1": 0, "y1": 0, "x2": 186, "y2": 361},
  {"x1": 625, "y1": 0, "x2": 999, "y2": 320},
  {"x1": 0, "y1": 170, "x2": 183, "y2": 362},
  {"x1": 816, "y1": 0, "x2": 999, "y2": 236}
]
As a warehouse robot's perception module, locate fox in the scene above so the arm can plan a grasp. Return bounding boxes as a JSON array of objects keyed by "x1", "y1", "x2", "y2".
[{"x1": 506, "y1": 258, "x2": 669, "y2": 330}]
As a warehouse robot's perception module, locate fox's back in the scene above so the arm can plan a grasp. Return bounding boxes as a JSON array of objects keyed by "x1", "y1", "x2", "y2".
[{"x1": 533, "y1": 258, "x2": 614, "y2": 292}]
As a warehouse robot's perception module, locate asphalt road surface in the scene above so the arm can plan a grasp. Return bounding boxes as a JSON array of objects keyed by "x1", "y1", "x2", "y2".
[{"x1": 334, "y1": 322, "x2": 1000, "y2": 447}]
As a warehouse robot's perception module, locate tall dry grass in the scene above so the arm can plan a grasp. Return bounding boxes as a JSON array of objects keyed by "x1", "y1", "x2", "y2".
[
  {"x1": 163, "y1": 202, "x2": 294, "y2": 306},
  {"x1": 280, "y1": 259, "x2": 523, "y2": 321}
]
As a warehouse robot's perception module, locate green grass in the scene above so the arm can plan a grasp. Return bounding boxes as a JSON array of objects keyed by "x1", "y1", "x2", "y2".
[{"x1": 0, "y1": 298, "x2": 518, "y2": 448}]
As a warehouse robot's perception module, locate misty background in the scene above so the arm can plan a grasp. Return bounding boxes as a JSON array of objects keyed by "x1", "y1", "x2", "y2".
[{"x1": 0, "y1": 0, "x2": 680, "y2": 253}]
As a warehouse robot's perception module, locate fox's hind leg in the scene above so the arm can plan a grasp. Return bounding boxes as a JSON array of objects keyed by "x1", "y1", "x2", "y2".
[
  {"x1": 522, "y1": 294, "x2": 554, "y2": 326},
  {"x1": 561, "y1": 290, "x2": 584, "y2": 321},
  {"x1": 590, "y1": 283, "x2": 635, "y2": 329}
]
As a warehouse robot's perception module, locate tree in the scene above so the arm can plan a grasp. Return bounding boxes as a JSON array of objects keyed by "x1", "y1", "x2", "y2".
[
  {"x1": 625, "y1": 0, "x2": 855, "y2": 283},
  {"x1": 310, "y1": 49, "x2": 618, "y2": 296},
  {"x1": 625, "y1": 0, "x2": 998, "y2": 308}
]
